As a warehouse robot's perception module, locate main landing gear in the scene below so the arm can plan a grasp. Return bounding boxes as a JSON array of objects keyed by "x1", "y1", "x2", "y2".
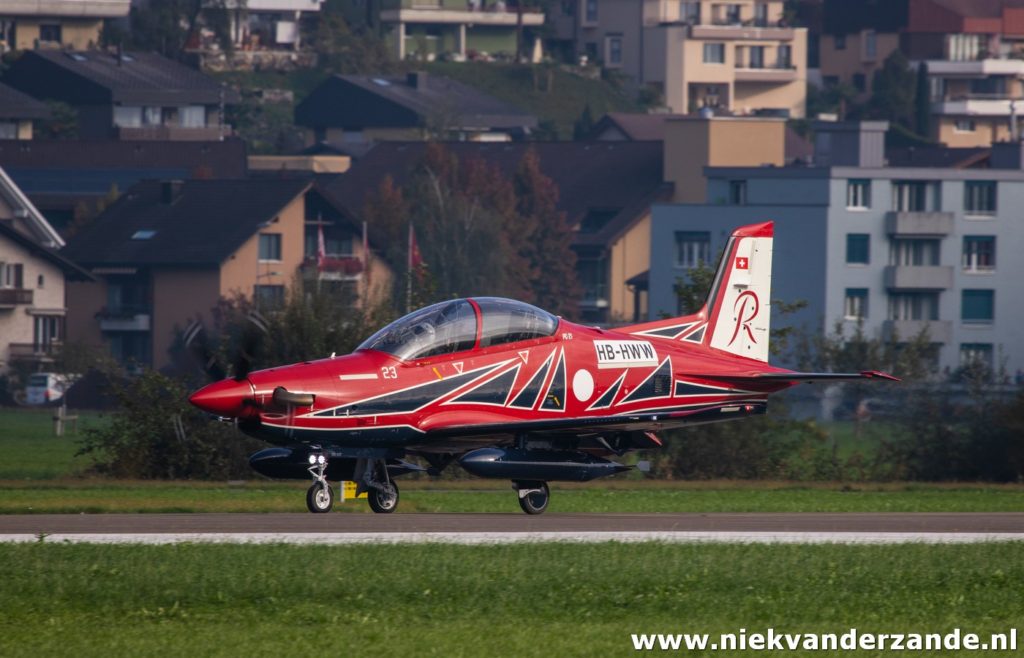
[
  {"x1": 304, "y1": 451, "x2": 401, "y2": 514},
  {"x1": 514, "y1": 480, "x2": 550, "y2": 515}
]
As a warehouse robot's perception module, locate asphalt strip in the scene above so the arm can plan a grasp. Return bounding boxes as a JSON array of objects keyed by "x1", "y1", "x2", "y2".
[{"x1": 2, "y1": 531, "x2": 1023, "y2": 545}]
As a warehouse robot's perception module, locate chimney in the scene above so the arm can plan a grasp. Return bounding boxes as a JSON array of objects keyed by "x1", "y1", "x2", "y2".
[
  {"x1": 407, "y1": 71, "x2": 429, "y2": 91},
  {"x1": 813, "y1": 121, "x2": 888, "y2": 168},
  {"x1": 161, "y1": 180, "x2": 184, "y2": 205}
]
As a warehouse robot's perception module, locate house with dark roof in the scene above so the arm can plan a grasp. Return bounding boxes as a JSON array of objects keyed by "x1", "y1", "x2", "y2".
[
  {"x1": 62, "y1": 179, "x2": 392, "y2": 370},
  {"x1": 0, "y1": 166, "x2": 91, "y2": 374},
  {"x1": 0, "y1": 83, "x2": 50, "y2": 140},
  {"x1": 318, "y1": 140, "x2": 669, "y2": 323},
  {"x1": 1, "y1": 50, "x2": 239, "y2": 141},
  {"x1": 295, "y1": 72, "x2": 538, "y2": 145},
  {"x1": 0, "y1": 138, "x2": 248, "y2": 234}
]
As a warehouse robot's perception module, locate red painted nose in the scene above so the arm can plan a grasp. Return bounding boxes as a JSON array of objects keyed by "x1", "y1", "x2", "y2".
[{"x1": 189, "y1": 378, "x2": 256, "y2": 418}]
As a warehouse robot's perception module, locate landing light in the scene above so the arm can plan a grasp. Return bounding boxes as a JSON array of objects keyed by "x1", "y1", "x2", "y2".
[
  {"x1": 317, "y1": 455, "x2": 326, "y2": 465},
  {"x1": 308, "y1": 454, "x2": 317, "y2": 465}
]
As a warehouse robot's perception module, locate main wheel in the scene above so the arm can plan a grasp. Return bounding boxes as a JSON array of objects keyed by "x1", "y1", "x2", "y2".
[
  {"x1": 306, "y1": 482, "x2": 334, "y2": 513},
  {"x1": 368, "y1": 480, "x2": 400, "y2": 514},
  {"x1": 517, "y1": 481, "x2": 550, "y2": 515}
]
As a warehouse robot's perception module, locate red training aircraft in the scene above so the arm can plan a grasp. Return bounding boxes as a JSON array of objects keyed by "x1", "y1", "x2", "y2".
[{"x1": 190, "y1": 221, "x2": 897, "y2": 514}]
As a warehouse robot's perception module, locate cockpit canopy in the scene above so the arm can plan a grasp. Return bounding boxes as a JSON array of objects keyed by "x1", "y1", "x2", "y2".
[{"x1": 357, "y1": 297, "x2": 559, "y2": 361}]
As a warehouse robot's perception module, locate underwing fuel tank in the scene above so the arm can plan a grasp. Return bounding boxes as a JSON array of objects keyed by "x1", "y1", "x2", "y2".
[{"x1": 458, "y1": 447, "x2": 630, "y2": 482}]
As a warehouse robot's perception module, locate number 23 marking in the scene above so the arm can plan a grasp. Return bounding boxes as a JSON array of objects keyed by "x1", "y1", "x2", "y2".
[{"x1": 381, "y1": 366, "x2": 397, "y2": 379}]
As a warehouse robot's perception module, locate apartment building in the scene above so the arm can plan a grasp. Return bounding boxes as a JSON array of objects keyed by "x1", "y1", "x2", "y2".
[
  {"x1": 550, "y1": 0, "x2": 807, "y2": 117},
  {"x1": 648, "y1": 121, "x2": 1024, "y2": 375},
  {"x1": 820, "y1": 0, "x2": 1024, "y2": 148},
  {"x1": 0, "y1": 0, "x2": 129, "y2": 53}
]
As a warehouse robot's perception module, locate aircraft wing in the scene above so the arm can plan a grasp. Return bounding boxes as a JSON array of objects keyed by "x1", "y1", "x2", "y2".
[{"x1": 697, "y1": 370, "x2": 900, "y2": 385}]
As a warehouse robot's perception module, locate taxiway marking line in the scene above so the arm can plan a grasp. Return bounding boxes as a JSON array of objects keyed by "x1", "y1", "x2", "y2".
[{"x1": 2, "y1": 532, "x2": 1022, "y2": 545}]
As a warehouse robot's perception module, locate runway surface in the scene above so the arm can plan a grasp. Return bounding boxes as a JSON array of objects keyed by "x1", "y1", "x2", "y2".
[{"x1": 1, "y1": 513, "x2": 1022, "y2": 544}]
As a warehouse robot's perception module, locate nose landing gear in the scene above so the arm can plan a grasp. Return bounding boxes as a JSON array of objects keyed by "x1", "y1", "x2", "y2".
[{"x1": 305, "y1": 450, "x2": 333, "y2": 513}]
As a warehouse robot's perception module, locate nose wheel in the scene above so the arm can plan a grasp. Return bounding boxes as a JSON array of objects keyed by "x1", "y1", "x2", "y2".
[
  {"x1": 305, "y1": 450, "x2": 333, "y2": 513},
  {"x1": 514, "y1": 481, "x2": 550, "y2": 515}
]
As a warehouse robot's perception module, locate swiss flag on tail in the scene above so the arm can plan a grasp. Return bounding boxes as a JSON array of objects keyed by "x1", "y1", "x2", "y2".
[{"x1": 735, "y1": 256, "x2": 749, "y2": 270}]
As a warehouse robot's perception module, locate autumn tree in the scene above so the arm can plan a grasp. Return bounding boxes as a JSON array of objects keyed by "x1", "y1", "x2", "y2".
[{"x1": 513, "y1": 148, "x2": 581, "y2": 317}]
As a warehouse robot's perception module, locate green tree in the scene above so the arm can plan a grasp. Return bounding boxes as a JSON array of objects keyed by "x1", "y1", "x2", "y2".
[
  {"x1": 572, "y1": 103, "x2": 594, "y2": 140},
  {"x1": 125, "y1": 0, "x2": 238, "y2": 60},
  {"x1": 914, "y1": 62, "x2": 931, "y2": 138},
  {"x1": 314, "y1": 10, "x2": 393, "y2": 74},
  {"x1": 37, "y1": 101, "x2": 78, "y2": 140},
  {"x1": 866, "y1": 51, "x2": 916, "y2": 129}
]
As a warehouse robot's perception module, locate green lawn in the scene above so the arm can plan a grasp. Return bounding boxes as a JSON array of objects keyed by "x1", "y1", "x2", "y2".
[
  {"x1": 0, "y1": 479, "x2": 1021, "y2": 514},
  {"x1": 0, "y1": 409, "x2": 108, "y2": 479},
  {"x1": 1, "y1": 542, "x2": 1021, "y2": 656}
]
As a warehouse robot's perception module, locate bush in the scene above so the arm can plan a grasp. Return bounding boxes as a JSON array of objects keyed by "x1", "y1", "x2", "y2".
[{"x1": 77, "y1": 370, "x2": 261, "y2": 479}]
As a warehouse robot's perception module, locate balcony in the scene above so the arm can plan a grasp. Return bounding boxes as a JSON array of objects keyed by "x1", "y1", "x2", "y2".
[
  {"x1": 302, "y1": 255, "x2": 364, "y2": 281},
  {"x1": 98, "y1": 307, "x2": 152, "y2": 332},
  {"x1": 734, "y1": 65, "x2": 798, "y2": 83},
  {"x1": 885, "y1": 212, "x2": 954, "y2": 237},
  {"x1": 2, "y1": 0, "x2": 130, "y2": 18},
  {"x1": 882, "y1": 319, "x2": 952, "y2": 343},
  {"x1": 8, "y1": 342, "x2": 60, "y2": 362},
  {"x1": 931, "y1": 96, "x2": 1018, "y2": 117},
  {"x1": 884, "y1": 266, "x2": 954, "y2": 291},
  {"x1": 381, "y1": 3, "x2": 544, "y2": 26},
  {"x1": 0, "y1": 288, "x2": 33, "y2": 308},
  {"x1": 925, "y1": 58, "x2": 1024, "y2": 77},
  {"x1": 689, "y1": 24, "x2": 794, "y2": 41},
  {"x1": 116, "y1": 125, "x2": 233, "y2": 141}
]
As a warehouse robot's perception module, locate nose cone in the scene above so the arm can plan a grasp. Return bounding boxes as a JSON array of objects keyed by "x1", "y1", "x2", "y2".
[{"x1": 189, "y1": 378, "x2": 255, "y2": 418}]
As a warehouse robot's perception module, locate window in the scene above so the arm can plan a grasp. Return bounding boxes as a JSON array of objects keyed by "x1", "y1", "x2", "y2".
[
  {"x1": 960, "y1": 343, "x2": 993, "y2": 370},
  {"x1": 33, "y1": 315, "x2": 61, "y2": 350},
  {"x1": 113, "y1": 106, "x2": 143, "y2": 128},
  {"x1": 726, "y1": 4, "x2": 741, "y2": 23},
  {"x1": 892, "y1": 181, "x2": 934, "y2": 212},
  {"x1": 846, "y1": 234, "x2": 870, "y2": 264},
  {"x1": 109, "y1": 333, "x2": 151, "y2": 368},
  {"x1": 106, "y1": 277, "x2": 149, "y2": 315},
  {"x1": 834, "y1": 34, "x2": 846, "y2": 50},
  {"x1": 864, "y1": 30, "x2": 877, "y2": 59},
  {"x1": 954, "y1": 119, "x2": 976, "y2": 133},
  {"x1": 948, "y1": 33, "x2": 981, "y2": 61},
  {"x1": 964, "y1": 181, "x2": 996, "y2": 215},
  {"x1": 970, "y1": 76, "x2": 1005, "y2": 95},
  {"x1": 477, "y1": 297, "x2": 559, "y2": 348},
  {"x1": 754, "y1": 2, "x2": 768, "y2": 27},
  {"x1": 143, "y1": 106, "x2": 161, "y2": 126},
  {"x1": 584, "y1": 0, "x2": 598, "y2": 23},
  {"x1": 962, "y1": 236, "x2": 995, "y2": 272},
  {"x1": 181, "y1": 106, "x2": 206, "y2": 128},
  {"x1": 777, "y1": 45, "x2": 792, "y2": 69},
  {"x1": 39, "y1": 24, "x2": 62, "y2": 43},
  {"x1": 675, "y1": 231, "x2": 711, "y2": 269},
  {"x1": 0, "y1": 122, "x2": 15, "y2": 139},
  {"x1": 889, "y1": 293, "x2": 939, "y2": 321},
  {"x1": 0, "y1": 262, "x2": 24, "y2": 289},
  {"x1": 748, "y1": 45, "x2": 765, "y2": 69},
  {"x1": 852, "y1": 73, "x2": 866, "y2": 92},
  {"x1": 890, "y1": 239, "x2": 939, "y2": 266},
  {"x1": 606, "y1": 35, "x2": 623, "y2": 66},
  {"x1": 681, "y1": 1, "x2": 700, "y2": 23},
  {"x1": 358, "y1": 299, "x2": 478, "y2": 361},
  {"x1": 846, "y1": 179, "x2": 870, "y2": 209},
  {"x1": 844, "y1": 288, "x2": 868, "y2": 320},
  {"x1": 728, "y1": 180, "x2": 747, "y2": 205},
  {"x1": 131, "y1": 230, "x2": 157, "y2": 240},
  {"x1": 703, "y1": 42, "x2": 725, "y2": 64},
  {"x1": 259, "y1": 234, "x2": 282, "y2": 261},
  {"x1": 255, "y1": 284, "x2": 285, "y2": 309},
  {"x1": 961, "y1": 289, "x2": 994, "y2": 324}
]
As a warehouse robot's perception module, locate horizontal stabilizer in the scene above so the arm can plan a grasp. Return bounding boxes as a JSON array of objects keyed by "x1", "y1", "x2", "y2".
[{"x1": 701, "y1": 370, "x2": 900, "y2": 384}]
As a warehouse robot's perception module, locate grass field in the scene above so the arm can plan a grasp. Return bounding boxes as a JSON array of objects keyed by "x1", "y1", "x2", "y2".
[
  {"x1": 1, "y1": 542, "x2": 1021, "y2": 656},
  {"x1": 1, "y1": 479, "x2": 1022, "y2": 514},
  {"x1": 0, "y1": 408, "x2": 108, "y2": 479}
]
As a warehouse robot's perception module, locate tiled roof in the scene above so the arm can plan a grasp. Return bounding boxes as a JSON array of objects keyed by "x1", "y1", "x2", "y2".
[{"x1": 0, "y1": 82, "x2": 51, "y2": 120}]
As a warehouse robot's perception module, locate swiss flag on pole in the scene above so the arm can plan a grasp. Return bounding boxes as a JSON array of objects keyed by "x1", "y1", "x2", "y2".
[
  {"x1": 316, "y1": 221, "x2": 327, "y2": 272},
  {"x1": 735, "y1": 256, "x2": 749, "y2": 270}
]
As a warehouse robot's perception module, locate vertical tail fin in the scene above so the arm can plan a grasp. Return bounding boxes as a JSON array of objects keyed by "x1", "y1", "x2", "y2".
[{"x1": 621, "y1": 221, "x2": 774, "y2": 362}]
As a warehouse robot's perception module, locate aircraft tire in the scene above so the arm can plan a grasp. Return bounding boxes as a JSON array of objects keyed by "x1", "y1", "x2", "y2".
[
  {"x1": 306, "y1": 482, "x2": 334, "y2": 513},
  {"x1": 517, "y1": 481, "x2": 550, "y2": 515},
  {"x1": 368, "y1": 480, "x2": 400, "y2": 514}
]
